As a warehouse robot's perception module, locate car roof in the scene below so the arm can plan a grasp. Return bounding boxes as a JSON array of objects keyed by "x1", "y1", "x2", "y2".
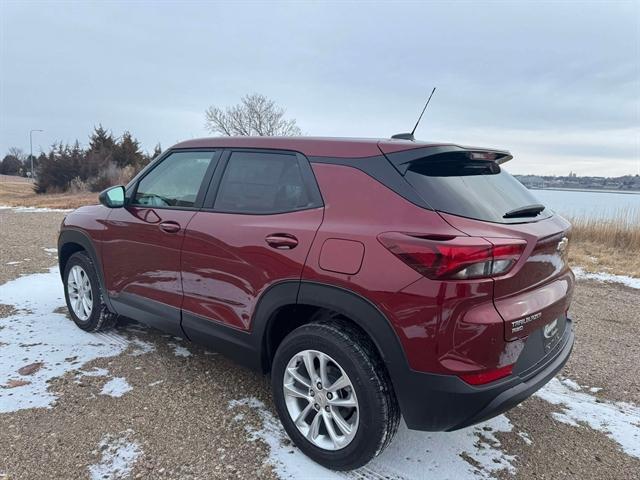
[{"x1": 171, "y1": 136, "x2": 451, "y2": 158}]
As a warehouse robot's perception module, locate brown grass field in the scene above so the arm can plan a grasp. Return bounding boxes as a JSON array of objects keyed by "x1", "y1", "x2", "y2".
[
  {"x1": 567, "y1": 211, "x2": 640, "y2": 278},
  {"x1": 1, "y1": 175, "x2": 638, "y2": 277},
  {"x1": 0, "y1": 175, "x2": 96, "y2": 209}
]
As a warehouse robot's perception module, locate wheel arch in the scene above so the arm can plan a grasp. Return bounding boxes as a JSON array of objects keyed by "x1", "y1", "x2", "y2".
[
  {"x1": 256, "y1": 281, "x2": 410, "y2": 379},
  {"x1": 58, "y1": 229, "x2": 114, "y2": 311}
]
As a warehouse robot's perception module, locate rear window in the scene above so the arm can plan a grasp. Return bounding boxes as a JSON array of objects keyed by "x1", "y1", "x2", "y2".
[
  {"x1": 214, "y1": 151, "x2": 316, "y2": 214},
  {"x1": 404, "y1": 157, "x2": 551, "y2": 223}
]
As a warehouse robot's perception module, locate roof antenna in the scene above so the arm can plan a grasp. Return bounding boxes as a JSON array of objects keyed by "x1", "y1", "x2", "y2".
[{"x1": 391, "y1": 87, "x2": 436, "y2": 141}]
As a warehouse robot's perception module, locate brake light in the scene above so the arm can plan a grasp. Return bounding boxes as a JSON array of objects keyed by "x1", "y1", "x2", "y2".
[
  {"x1": 377, "y1": 233, "x2": 525, "y2": 280},
  {"x1": 459, "y1": 364, "x2": 514, "y2": 385}
]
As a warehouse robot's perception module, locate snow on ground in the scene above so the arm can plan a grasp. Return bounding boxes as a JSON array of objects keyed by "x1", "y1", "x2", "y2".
[
  {"x1": 128, "y1": 338, "x2": 156, "y2": 356},
  {"x1": 3, "y1": 264, "x2": 639, "y2": 477},
  {"x1": 88, "y1": 430, "x2": 141, "y2": 480},
  {"x1": 535, "y1": 377, "x2": 640, "y2": 458},
  {"x1": 100, "y1": 377, "x2": 133, "y2": 398},
  {"x1": 573, "y1": 267, "x2": 640, "y2": 289},
  {"x1": 0, "y1": 205, "x2": 72, "y2": 213},
  {"x1": 168, "y1": 342, "x2": 192, "y2": 357},
  {"x1": 0, "y1": 267, "x2": 131, "y2": 413},
  {"x1": 229, "y1": 397, "x2": 516, "y2": 480},
  {"x1": 231, "y1": 378, "x2": 640, "y2": 479}
]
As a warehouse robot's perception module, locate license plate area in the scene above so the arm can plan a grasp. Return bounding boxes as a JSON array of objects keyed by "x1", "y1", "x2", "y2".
[{"x1": 543, "y1": 315, "x2": 566, "y2": 353}]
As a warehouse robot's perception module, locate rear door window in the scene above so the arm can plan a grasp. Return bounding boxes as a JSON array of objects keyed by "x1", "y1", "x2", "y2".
[
  {"x1": 404, "y1": 157, "x2": 551, "y2": 223},
  {"x1": 214, "y1": 151, "x2": 320, "y2": 214}
]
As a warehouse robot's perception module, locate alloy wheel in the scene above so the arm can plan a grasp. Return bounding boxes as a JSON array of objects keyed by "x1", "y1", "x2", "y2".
[
  {"x1": 282, "y1": 349, "x2": 359, "y2": 450},
  {"x1": 67, "y1": 265, "x2": 93, "y2": 321}
]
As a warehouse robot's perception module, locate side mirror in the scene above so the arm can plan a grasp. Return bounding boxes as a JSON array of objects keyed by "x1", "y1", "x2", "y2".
[{"x1": 99, "y1": 186, "x2": 126, "y2": 208}]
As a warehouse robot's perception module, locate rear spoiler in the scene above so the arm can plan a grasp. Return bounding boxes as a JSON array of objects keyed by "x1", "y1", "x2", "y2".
[{"x1": 381, "y1": 145, "x2": 513, "y2": 175}]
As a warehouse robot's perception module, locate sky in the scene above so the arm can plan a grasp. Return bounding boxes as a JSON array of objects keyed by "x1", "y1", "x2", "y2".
[{"x1": 1, "y1": 0, "x2": 638, "y2": 176}]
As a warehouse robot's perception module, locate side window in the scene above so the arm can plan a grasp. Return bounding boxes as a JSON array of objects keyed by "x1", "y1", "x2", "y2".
[
  {"x1": 214, "y1": 151, "x2": 316, "y2": 214},
  {"x1": 133, "y1": 151, "x2": 216, "y2": 208}
]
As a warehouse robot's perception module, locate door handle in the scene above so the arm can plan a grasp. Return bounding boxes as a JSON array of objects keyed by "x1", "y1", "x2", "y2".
[
  {"x1": 265, "y1": 233, "x2": 298, "y2": 250},
  {"x1": 159, "y1": 221, "x2": 181, "y2": 233}
]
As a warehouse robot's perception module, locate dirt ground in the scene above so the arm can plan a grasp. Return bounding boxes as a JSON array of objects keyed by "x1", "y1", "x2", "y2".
[{"x1": 1, "y1": 207, "x2": 639, "y2": 480}]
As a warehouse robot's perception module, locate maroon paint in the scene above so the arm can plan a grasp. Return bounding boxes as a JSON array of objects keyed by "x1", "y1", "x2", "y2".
[
  {"x1": 180, "y1": 208, "x2": 323, "y2": 330},
  {"x1": 303, "y1": 163, "x2": 512, "y2": 374},
  {"x1": 61, "y1": 137, "x2": 574, "y2": 380},
  {"x1": 318, "y1": 239, "x2": 366, "y2": 275},
  {"x1": 101, "y1": 206, "x2": 196, "y2": 309}
]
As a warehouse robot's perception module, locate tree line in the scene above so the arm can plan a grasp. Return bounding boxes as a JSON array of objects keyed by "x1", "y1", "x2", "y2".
[
  {"x1": 1, "y1": 126, "x2": 161, "y2": 194},
  {"x1": 1, "y1": 94, "x2": 301, "y2": 194}
]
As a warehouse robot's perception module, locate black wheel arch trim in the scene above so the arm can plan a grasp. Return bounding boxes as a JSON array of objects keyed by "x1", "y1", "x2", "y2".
[
  {"x1": 253, "y1": 281, "x2": 415, "y2": 415},
  {"x1": 293, "y1": 282, "x2": 410, "y2": 372},
  {"x1": 58, "y1": 228, "x2": 115, "y2": 312}
]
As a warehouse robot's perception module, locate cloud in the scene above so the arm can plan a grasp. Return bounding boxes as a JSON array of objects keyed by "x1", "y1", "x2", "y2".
[{"x1": 1, "y1": 2, "x2": 638, "y2": 175}]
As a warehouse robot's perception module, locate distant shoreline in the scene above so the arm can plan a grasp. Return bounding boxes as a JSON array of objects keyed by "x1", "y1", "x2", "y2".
[{"x1": 529, "y1": 187, "x2": 640, "y2": 195}]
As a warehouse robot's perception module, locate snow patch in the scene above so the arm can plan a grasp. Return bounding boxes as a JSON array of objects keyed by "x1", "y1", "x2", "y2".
[
  {"x1": 100, "y1": 377, "x2": 133, "y2": 398},
  {"x1": 89, "y1": 430, "x2": 141, "y2": 480},
  {"x1": 168, "y1": 342, "x2": 192, "y2": 357},
  {"x1": 78, "y1": 367, "x2": 110, "y2": 378},
  {"x1": 517, "y1": 431, "x2": 533, "y2": 445},
  {"x1": 536, "y1": 377, "x2": 640, "y2": 458},
  {"x1": 573, "y1": 267, "x2": 640, "y2": 289},
  {"x1": 0, "y1": 267, "x2": 130, "y2": 413},
  {"x1": 128, "y1": 338, "x2": 156, "y2": 356},
  {"x1": 229, "y1": 397, "x2": 516, "y2": 480},
  {"x1": 560, "y1": 378, "x2": 581, "y2": 391}
]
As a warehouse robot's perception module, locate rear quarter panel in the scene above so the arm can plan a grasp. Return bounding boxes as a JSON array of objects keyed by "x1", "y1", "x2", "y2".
[{"x1": 304, "y1": 163, "x2": 503, "y2": 374}]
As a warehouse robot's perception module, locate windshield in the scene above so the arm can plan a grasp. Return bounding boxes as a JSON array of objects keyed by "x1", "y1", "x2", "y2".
[{"x1": 404, "y1": 158, "x2": 552, "y2": 224}]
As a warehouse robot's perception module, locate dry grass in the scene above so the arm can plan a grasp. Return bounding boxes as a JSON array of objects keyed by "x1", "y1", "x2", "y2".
[
  {"x1": 0, "y1": 176, "x2": 96, "y2": 209},
  {"x1": 568, "y1": 210, "x2": 640, "y2": 277}
]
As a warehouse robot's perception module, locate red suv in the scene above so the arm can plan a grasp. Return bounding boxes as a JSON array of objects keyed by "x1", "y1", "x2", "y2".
[{"x1": 58, "y1": 137, "x2": 575, "y2": 470}]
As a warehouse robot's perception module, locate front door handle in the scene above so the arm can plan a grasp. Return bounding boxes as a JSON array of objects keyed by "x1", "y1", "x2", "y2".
[
  {"x1": 265, "y1": 233, "x2": 298, "y2": 250},
  {"x1": 159, "y1": 221, "x2": 181, "y2": 233}
]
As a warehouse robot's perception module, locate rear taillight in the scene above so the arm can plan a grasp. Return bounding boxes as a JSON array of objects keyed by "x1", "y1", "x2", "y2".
[
  {"x1": 378, "y1": 233, "x2": 526, "y2": 280},
  {"x1": 459, "y1": 364, "x2": 514, "y2": 385}
]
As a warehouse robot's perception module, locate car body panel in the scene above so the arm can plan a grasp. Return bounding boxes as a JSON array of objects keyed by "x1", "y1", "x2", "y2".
[
  {"x1": 438, "y1": 212, "x2": 575, "y2": 341},
  {"x1": 101, "y1": 206, "x2": 196, "y2": 310},
  {"x1": 180, "y1": 208, "x2": 323, "y2": 331}
]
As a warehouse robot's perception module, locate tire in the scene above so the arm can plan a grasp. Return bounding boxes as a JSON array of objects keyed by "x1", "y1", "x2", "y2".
[
  {"x1": 271, "y1": 319, "x2": 400, "y2": 470},
  {"x1": 63, "y1": 251, "x2": 118, "y2": 332}
]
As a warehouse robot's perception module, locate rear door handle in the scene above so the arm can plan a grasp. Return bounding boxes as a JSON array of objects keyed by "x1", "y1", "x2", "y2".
[
  {"x1": 159, "y1": 221, "x2": 181, "y2": 233},
  {"x1": 265, "y1": 234, "x2": 298, "y2": 250}
]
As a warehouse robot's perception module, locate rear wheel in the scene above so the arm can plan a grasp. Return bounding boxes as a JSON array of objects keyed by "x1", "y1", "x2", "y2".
[
  {"x1": 63, "y1": 251, "x2": 118, "y2": 332},
  {"x1": 271, "y1": 319, "x2": 400, "y2": 470}
]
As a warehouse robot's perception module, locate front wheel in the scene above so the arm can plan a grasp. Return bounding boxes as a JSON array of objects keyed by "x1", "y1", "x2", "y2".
[
  {"x1": 63, "y1": 251, "x2": 118, "y2": 332},
  {"x1": 271, "y1": 320, "x2": 400, "y2": 470}
]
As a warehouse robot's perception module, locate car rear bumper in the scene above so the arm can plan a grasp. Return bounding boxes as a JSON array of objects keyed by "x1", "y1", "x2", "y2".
[{"x1": 393, "y1": 318, "x2": 574, "y2": 432}]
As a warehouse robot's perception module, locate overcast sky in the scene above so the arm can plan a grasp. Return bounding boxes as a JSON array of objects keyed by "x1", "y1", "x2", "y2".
[{"x1": 1, "y1": 1, "x2": 638, "y2": 176}]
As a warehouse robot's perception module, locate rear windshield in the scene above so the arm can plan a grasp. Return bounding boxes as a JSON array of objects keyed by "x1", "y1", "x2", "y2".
[{"x1": 404, "y1": 157, "x2": 551, "y2": 223}]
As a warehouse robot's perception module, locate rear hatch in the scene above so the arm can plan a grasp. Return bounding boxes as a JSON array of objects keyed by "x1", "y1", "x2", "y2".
[{"x1": 382, "y1": 144, "x2": 574, "y2": 342}]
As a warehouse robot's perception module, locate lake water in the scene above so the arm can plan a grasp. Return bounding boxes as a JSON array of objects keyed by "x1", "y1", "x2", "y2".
[{"x1": 530, "y1": 189, "x2": 640, "y2": 221}]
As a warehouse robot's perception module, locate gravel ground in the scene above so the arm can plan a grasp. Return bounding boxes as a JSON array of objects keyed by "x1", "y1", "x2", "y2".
[
  {"x1": 1, "y1": 208, "x2": 639, "y2": 479},
  {"x1": 0, "y1": 209, "x2": 66, "y2": 284}
]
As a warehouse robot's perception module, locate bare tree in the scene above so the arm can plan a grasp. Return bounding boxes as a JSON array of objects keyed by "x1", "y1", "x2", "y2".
[
  {"x1": 205, "y1": 93, "x2": 302, "y2": 136},
  {"x1": 8, "y1": 147, "x2": 25, "y2": 160}
]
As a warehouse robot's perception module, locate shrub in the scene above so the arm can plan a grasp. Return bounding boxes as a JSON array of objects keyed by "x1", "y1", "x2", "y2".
[
  {"x1": 68, "y1": 176, "x2": 89, "y2": 194},
  {"x1": 32, "y1": 127, "x2": 151, "y2": 194}
]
